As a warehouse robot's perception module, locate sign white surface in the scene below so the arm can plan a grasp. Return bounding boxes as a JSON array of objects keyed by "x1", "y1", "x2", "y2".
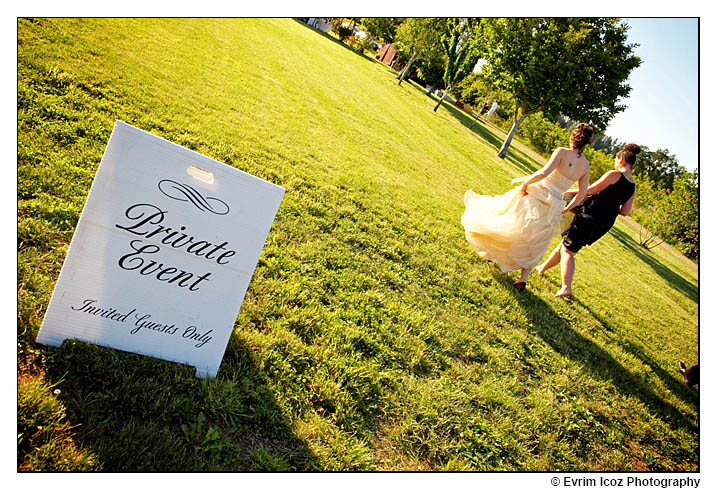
[{"x1": 36, "y1": 121, "x2": 285, "y2": 377}]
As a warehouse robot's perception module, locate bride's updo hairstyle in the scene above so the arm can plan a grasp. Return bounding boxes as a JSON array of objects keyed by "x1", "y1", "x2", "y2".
[
  {"x1": 617, "y1": 143, "x2": 641, "y2": 167},
  {"x1": 569, "y1": 123, "x2": 594, "y2": 157}
]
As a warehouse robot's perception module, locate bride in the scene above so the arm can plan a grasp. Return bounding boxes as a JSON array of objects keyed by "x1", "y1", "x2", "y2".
[{"x1": 461, "y1": 123, "x2": 593, "y2": 290}]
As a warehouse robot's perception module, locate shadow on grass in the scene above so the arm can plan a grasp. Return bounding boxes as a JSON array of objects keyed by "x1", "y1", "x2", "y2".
[
  {"x1": 489, "y1": 272, "x2": 698, "y2": 434},
  {"x1": 571, "y1": 297, "x2": 699, "y2": 409},
  {"x1": 609, "y1": 226, "x2": 698, "y2": 302},
  {"x1": 43, "y1": 337, "x2": 320, "y2": 471},
  {"x1": 426, "y1": 93, "x2": 538, "y2": 176},
  {"x1": 292, "y1": 19, "x2": 381, "y2": 66}
]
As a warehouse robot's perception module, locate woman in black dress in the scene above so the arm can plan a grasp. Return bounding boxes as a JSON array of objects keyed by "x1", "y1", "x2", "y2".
[{"x1": 536, "y1": 143, "x2": 639, "y2": 297}]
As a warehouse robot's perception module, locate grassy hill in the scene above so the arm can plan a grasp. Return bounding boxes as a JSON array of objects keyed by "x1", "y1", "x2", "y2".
[{"x1": 17, "y1": 18, "x2": 698, "y2": 471}]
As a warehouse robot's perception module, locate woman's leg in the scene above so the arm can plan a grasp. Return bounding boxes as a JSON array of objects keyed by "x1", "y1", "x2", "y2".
[
  {"x1": 513, "y1": 267, "x2": 531, "y2": 291},
  {"x1": 537, "y1": 242, "x2": 562, "y2": 274},
  {"x1": 555, "y1": 244, "x2": 576, "y2": 296}
]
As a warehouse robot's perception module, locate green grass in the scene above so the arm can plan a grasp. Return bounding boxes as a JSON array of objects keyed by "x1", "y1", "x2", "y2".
[{"x1": 17, "y1": 18, "x2": 698, "y2": 471}]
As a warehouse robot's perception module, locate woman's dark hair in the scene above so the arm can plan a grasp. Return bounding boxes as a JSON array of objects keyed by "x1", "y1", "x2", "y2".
[
  {"x1": 569, "y1": 123, "x2": 594, "y2": 157},
  {"x1": 617, "y1": 143, "x2": 641, "y2": 166}
]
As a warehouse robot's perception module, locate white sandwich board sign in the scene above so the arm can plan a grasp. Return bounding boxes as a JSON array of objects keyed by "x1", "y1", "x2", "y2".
[{"x1": 36, "y1": 120, "x2": 285, "y2": 377}]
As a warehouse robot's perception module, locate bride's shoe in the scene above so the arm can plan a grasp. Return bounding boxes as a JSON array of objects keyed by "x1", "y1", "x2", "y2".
[{"x1": 513, "y1": 281, "x2": 526, "y2": 292}]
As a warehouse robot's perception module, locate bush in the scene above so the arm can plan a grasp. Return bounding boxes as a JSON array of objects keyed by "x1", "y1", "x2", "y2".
[
  {"x1": 337, "y1": 26, "x2": 353, "y2": 41},
  {"x1": 582, "y1": 147, "x2": 615, "y2": 183},
  {"x1": 628, "y1": 172, "x2": 698, "y2": 260},
  {"x1": 345, "y1": 35, "x2": 375, "y2": 54},
  {"x1": 451, "y1": 73, "x2": 488, "y2": 108},
  {"x1": 517, "y1": 113, "x2": 568, "y2": 157},
  {"x1": 662, "y1": 172, "x2": 699, "y2": 259}
]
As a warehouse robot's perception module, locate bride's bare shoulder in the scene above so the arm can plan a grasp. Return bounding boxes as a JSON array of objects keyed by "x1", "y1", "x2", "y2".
[{"x1": 552, "y1": 147, "x2": 571, "y2": 159}]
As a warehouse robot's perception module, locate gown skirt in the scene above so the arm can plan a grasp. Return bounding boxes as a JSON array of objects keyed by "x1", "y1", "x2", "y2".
[{"x1": 461, "y1": 178, "x2": 569, "y2": 272}]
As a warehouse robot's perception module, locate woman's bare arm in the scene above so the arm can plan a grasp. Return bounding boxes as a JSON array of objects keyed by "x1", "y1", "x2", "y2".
[
  {"x1": 586, "y1": 170, "x2": 622, "y2": 195},
  {"x1": 564, "y1": 170, "x2": 621, "y2": 197},
  {"x1": 563, "y1": 171, "x2": 589, "y2": 213},
  {"x1": 619, "y1": 193, "x2": 635, "y2": 216}
]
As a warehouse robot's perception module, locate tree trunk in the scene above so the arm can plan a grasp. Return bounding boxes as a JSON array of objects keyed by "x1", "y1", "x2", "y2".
[
  {"x1": 433, "y1": 85, "x2": 451, "y2": 112},
  {"x1": 470, "y1": 109, "x2": 481, "y2": 129},
  {"x1": 638, "y1": 223, "x2": 664, "y2": 250},
  {"x1": 497, "y1": 114, "x2": 527, "y2": 159},
  {"x1": 398, "y1": 57, "x2": 415, "y2": 86}
]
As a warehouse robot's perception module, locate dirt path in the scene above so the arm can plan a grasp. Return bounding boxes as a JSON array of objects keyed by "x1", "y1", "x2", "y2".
[
  {"x1": 618, "y1": 215, "x2": 697, "y2": 270},
  {"x1": 482, "y1": 121, "x2": 698, "y2": 271}
]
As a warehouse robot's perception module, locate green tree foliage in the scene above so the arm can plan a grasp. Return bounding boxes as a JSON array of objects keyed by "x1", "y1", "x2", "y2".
[
  {"x1": 336, "y1": 25, "x2": 353, "y2": 42},
  {"x1": 394, "y1": 18, "x2": 444, "y2": 86},
  {"x1": 415, "y1": 52, "x2": 446, "y2": 90},
  {"x1": 330, "y1": 18, "x2": 359, "y2": 41},
  {"x1": 634, "y1": 171, "x2": 698, "y2": 259},
  {"x1": 656, "y1": 171, "x2": 698, "y2": 258},
  {"x1": 360, "y1": 18, "x2": 406, "y2": 44},
  {"x1": 591, "y1": 133, "x2": 624, "y2": 155},
  {"x1": 481, "y1": 18, "x2": 641, "y2": 158},
  {"x1": 451, "y1": 73, "x2": 483, "y2": 107},
  {"x1": 451, "y1": 72, "x2": 509, "y2": 109},
  {"x1": 517, "y1": 113, "x2": 569, "y2": 156},
  {"x1": 634, "y1": 147, "x2": 683, "y2": 190},
  {"x1": 582, "y1": 147, "x2": 616, "y2": 183},
  {"x1": 433, "y1": 18, "x2": 484, "y2": 112}
]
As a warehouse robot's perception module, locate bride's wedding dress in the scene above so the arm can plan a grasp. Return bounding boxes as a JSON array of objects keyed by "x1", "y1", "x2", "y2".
[{"x1": 461, "y1": 170, "x2": 575, "y2": 272}]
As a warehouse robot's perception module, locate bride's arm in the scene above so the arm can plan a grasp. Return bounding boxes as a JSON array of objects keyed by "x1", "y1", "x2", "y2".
[
  {"x1": 520, "y1": 149, "x2": 562, "y2": 195},
  {"x1": 563, "y1": 171, "x2": 589, "y2": 213}
]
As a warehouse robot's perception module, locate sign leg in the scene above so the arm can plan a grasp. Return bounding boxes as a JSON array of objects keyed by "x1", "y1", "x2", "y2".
[{"x1": 195, "y1": 367, "x2": 216, "y2": 378}]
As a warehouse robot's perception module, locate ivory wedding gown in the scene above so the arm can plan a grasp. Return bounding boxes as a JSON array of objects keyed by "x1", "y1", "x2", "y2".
[{"x1": 461, "y1": 171, "x2": 575, "y2": 272}]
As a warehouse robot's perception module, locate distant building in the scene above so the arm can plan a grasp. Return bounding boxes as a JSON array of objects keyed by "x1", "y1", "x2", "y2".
[
  {"x1": 376, "y1": 44, "x2": 405, "y2": 71},
  {"x1": 306, "y1": 18, "x2": 331, "y2": 33}
]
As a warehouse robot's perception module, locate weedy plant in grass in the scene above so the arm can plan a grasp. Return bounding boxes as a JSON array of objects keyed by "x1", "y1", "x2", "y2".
[
  {"x1": 18, "y1": 18, "x2": 697, "y2": 471},
  {"x1": 18, "y1": 365, "x2": 100, "y2": 471}
]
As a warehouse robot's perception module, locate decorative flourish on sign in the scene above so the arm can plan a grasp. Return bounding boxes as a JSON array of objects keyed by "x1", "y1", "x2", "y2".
[{"x1": 158, "y1": 179, "x2": 230, "y2": 215}]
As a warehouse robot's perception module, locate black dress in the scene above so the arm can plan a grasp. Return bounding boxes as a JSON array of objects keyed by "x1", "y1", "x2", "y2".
[{"x1": 562, "y1": 173, "x2": 635, "y2": 252}]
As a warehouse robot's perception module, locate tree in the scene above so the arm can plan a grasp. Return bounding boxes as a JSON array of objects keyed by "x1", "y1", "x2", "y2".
[
  {"x1": 360, "y1": 18, "x2": 405, "y2": 44},
  {"x1": 415, "y1": 56, "x2": 445, "y2": 91},
  {"x1": 662, "y1": 169, "x2": 699, "y2": 258},
  {"x1": 393, "y1": 18, "x2": 444, "y2": 86},
  {"x1": 451, "y1": 73, "x2": 482, "y2": 107},
  {"x1": 452, "y1": 72, "x2": 501, "y2": 108},
  {"x1": 432, "y1": 18, "x2": 484, "y2": 112},
  {"x1": 634, "y1": 147, "x2": 682, "y2": 190},
  {"x1": 637, "y1": 217, "x2": 666, "y2": 251},
  {"x1": 634, "y1": 169, "x2": 698, "y2": 259},
  {"x1": 481, "y1": 18, "x2": 641, "y2": 158}
]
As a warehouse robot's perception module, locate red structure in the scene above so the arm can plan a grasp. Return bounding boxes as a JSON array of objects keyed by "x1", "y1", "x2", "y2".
[{"x1": 376, "y1": 44, "x2": 404, "y2": 71}]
